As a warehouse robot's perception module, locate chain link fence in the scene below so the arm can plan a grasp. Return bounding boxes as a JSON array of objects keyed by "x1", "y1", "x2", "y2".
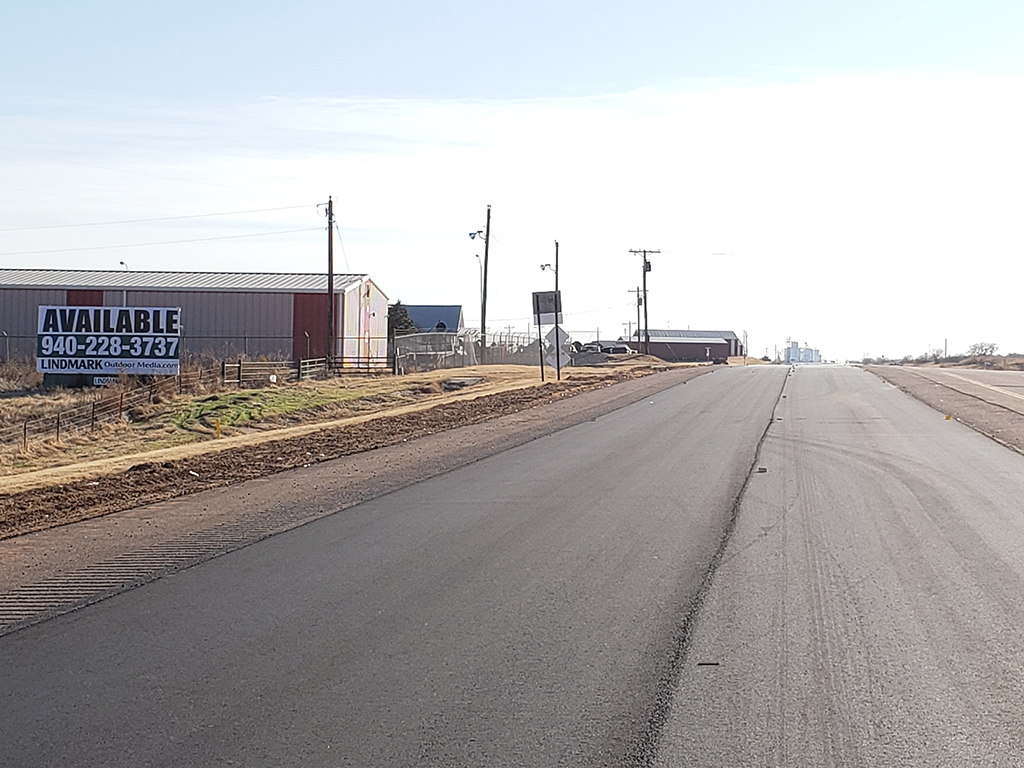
[{"x1": 392, "y1": 330, "x2": 545, "y2": 372}]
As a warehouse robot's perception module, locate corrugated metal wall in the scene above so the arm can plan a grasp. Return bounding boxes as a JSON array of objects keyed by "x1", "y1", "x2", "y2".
[
  {"x1": 291, "y1": 293, "x2": 334, "y2": 359},
  {"x1": 66, "y1": 290, "x2": 104, "y2": 306},
  {"x1": 341, "y1": 283, "x2": 361, "y2": 363},
  {"x1": 339, "y1": 279, "x2": 388, "y2": 366},
  {"x1": 128, "y1": 291, "x2": 294, "y2": 359},
  {"x1": 0, "y1": 288, "x2": 66, "y2": 359},
  {"x1": 1, "y1": 284, "x2": 389, "y2": 364},
  {"x1": 649, "y1": 341, "x2": 731, "y2": 363},
  {"x1": 367, "y1": 282, "x2": 388, "y2": 361}
]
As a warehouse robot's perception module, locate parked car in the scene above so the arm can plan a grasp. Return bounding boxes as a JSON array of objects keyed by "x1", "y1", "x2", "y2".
[
  {"x1": 582, "y1": 341, "x2": 633, "y2": 355},
  {"x1": 601, "y1": 344, "x2": 632, "y2": 354}
]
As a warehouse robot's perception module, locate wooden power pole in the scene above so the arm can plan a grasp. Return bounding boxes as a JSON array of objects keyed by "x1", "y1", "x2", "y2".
[
  {"x1": 629, "y1": 249, "x2": 659, "y2": 354},
  {"x1": 327, "y1": 196, "x2": 335, "y2": 363},
  {"x1": 481, "y1": 205, "x2": 491, "y2": 364}
]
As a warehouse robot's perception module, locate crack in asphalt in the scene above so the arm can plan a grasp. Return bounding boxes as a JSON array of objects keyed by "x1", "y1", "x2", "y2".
[{"x1": 629, "y1": 367, "x2": 791, "y2": 767}]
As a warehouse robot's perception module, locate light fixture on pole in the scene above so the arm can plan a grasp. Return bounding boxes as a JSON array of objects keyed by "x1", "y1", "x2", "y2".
[
  {"x1": 540, "y1": 240, "x2": 561, "y2": 379},
  {"x1": 468, "y1": 205, "x2": 491, "y2": 363},
  {"x1": 119, "y1": 261, "x2": 129, "y2": 307}
]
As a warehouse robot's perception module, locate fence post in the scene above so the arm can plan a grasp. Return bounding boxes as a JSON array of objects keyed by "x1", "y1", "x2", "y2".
[
  {"x1": 91, "y1": 401, "x2": 96, "y2": 430},
  {"x1": 23, "y1": 420, "x2": 27, "y2": 451},
  {"x1": 56, "y1": 413, "x2": 60, "y2": 443},
  {"x1": 220, "y1": 360, "x2": 225, "y2": 385},
  {"x1": 119, "y1": 392, "x2": 124, "y2": 420}
]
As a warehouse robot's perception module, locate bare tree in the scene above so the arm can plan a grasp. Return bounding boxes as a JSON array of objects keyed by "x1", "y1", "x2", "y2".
[{"x1": 968, "y1": 342, "x2": 998, "y2": 356}]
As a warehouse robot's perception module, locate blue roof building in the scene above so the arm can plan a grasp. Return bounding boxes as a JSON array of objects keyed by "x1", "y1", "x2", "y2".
[{"x1": 404, "y1": 305, "x2": 464, "y2": 332}]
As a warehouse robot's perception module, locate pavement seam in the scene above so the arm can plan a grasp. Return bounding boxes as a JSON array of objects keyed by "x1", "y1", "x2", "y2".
[{"x1": 630, "y1": 366, "x2": 791, "y2": 767}]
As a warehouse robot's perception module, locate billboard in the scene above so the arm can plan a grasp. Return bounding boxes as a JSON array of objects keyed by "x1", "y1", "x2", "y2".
[{"x1": 36, "y1": 306, "x2": 182, "y2": 375}]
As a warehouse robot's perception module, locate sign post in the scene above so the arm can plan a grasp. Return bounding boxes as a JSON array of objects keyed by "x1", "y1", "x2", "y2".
[{"x1": 532, "y1": 290, "x2": 562, "y2": 381}]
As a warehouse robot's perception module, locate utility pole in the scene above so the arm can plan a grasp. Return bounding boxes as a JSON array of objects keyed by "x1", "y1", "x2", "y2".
[
  {"x1": 326, "y1": 197, "x2": 335, "y2": 363},
  {"x1": 629, "y1": 249, "x2": 658, "y2": 354},
  {"x1": 482, "y1": 206, "x2": 491, "y2": 364},
  {"x1": 470, "y1": 206, "x2": 491, "y2": 364},
  {"x1": 554, "y1": 240, "x2": 560, "y2": 380},
  {"x1": 541, "y1": 241, "x2": 562, "y2": 379}
]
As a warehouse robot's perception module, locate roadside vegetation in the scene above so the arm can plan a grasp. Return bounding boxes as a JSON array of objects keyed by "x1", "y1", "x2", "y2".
[
  {"x1": 0, "y1": 364, "x2": 561, "y2": 476},
  {"x1": 862, "y1": 352, "x2": 1024, "y2": 369}
]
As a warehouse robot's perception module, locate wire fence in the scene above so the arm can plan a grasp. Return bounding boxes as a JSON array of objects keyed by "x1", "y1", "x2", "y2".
[
  {"x1": 0, "y1": 368, "x2": 221, "y2": 452},
  {"x1": 1, "y1": 329, "x2": 569, "y2": 453},
  {"x1": 220, "y1": 355, "x2": 390, "y2": 387},
  {"x1": 393, "y1": 330, "x2": 542, "y2": 372},
  {"x1": 0, "y1": 333, "x2": 393, "y2": 366}
]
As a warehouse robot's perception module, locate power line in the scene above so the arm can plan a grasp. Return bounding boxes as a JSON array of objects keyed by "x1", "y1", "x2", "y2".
[
  {"x1": 0, "y1": 204, "x2": 317, "y2": 233},
  {"x1": 334, "y1": 223, "x2": 351, "y2": 272},
  {"x1": 0, "y1": 227, "x2": 323, "y2": 256}
]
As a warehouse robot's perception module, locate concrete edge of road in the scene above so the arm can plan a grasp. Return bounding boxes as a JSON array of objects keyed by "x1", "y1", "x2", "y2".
[
  {"x1": 864, "y1": 365, "x2": 1024, "y2": 457},
  {"x1": 628, "y1": 364, "x2": 791, "y2": 766},
  {"x1": 0, "y1": 365, "x2": 720, "y2": 638}
]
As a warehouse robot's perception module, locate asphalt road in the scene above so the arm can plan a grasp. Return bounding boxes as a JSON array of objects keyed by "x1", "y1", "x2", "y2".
[
  {"x1": 655, "y1": 365, "x2": 1024, "y2": 766},
  {"x1": 0, "y1": 365, "x2": 787, "y2": 767},
  {"x1": 10, "y1": 363, "x2": 1023, "y2": 767}
]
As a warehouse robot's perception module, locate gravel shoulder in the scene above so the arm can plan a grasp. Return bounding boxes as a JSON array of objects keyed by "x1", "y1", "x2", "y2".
[
  {"x1": 865, "y1": 364, "x2": 1024, "y2": 455},
  {"x1": 0, "y1": 364, "x2": 713, "y2": 595}
]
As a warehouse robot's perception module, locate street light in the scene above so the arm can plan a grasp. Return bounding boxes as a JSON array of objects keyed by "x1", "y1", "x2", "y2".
[
  {"x1": 468, "y1": 207, "x2": 490, "y2": 363},
  {"x1": 540, "y1": 240, "x2": 561, "y2": 379},
  {"x1": 119, "y1": 261, "x2": 129, "y2": 307}
]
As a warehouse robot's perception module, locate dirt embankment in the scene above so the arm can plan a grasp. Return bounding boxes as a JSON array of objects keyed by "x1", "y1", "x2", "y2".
[{"x1": 0, "y1": 363, "x2": 691, "y2": 540}]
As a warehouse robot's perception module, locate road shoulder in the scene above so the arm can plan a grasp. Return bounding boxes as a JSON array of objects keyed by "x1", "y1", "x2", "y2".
[{"x1": 0, "y1": 366, "x2": 711, "y2": 607}]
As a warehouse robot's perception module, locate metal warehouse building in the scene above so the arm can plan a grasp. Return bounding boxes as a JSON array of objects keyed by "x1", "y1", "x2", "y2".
[
  {"x1": 629, "y1": 329, "x2": 744, "y2": 363},
  {"x1": 0, "y1": 269, "x2": 388, "y2": 364}
]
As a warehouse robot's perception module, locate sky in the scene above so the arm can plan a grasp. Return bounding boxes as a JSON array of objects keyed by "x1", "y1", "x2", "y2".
[{"x1": 3, "y1": 1, "x2": 1024, "y2": 361}]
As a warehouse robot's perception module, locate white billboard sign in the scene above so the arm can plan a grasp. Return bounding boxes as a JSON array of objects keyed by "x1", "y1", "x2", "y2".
[{"x1": 36, "y1": 306, "x2": 182, "y2": 376}]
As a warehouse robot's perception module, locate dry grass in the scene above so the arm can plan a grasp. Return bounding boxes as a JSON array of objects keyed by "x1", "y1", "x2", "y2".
[
  {"x1": 0, "y1": 384, "x2": 108, "y2": 429},
  {"x1": 0, "y1": 362, "x2": 679, "y2": 482},
  {"x1": 0, "y1": 366, "x2": 536, "y2": 475},
  {"x1": 0, "y1": 360, "x2": 43, "y2": 394}
]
